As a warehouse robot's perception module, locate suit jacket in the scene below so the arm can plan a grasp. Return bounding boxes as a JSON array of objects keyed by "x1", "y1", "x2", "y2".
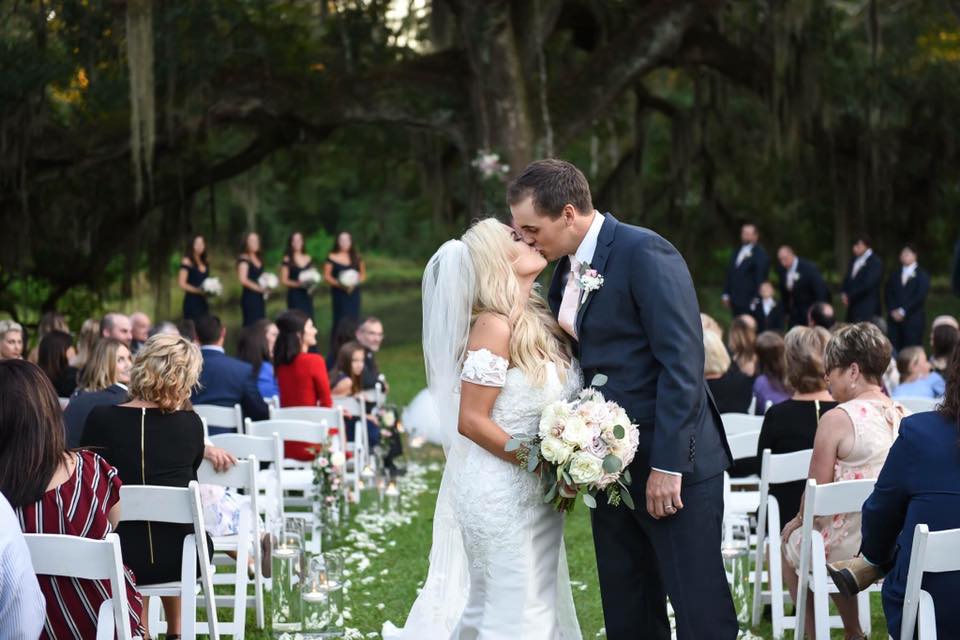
[
  {"x1": 841, "y1": 252, "x2": 884, "y2": 322},
  {"x1": 749, "y1": 298, "x2": 785, "y2": 333},
  {"x1": 63, "y1": 384, "x2": 128, "y2": 448},
  {"x1": 549, "y1": 214, "x2": 731, "y2": 482},
  {"x1": 885, "y1": 266, "x2": 930, "y2": 326},
  {"x1": 191, "y1": 347, "x2": 269, "y2": 422},
  {"x1": 860, "y1": 412, "x2": 960, "y2": 639},
  {"x1": 723, "y1": 243, "x2": 770, "y2": 313},
  {"x1": 776, "y1": 257, "x2": 830, "y2": 327}
]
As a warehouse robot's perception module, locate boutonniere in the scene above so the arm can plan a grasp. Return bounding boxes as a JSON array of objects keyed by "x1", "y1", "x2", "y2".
[{"x1": 578, "y1": 266, "x2": 604, "y2": 304}]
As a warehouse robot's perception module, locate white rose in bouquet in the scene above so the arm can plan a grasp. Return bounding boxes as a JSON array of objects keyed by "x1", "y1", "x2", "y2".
[
  {"x1": 201, "y1": 277, "x2": 223, "y2": 297},
  {"x1": 258, "y1": 272, "x2": 279, "y2": 291},
  {"x1": 538, "y1": 401, "x2": 571, "y2": 439},
  {"x1": 568, "y1": 451, "x2": 604, "y2": 485},
  {"x1": 560, "y1": 414, "x2": 594, "y2": 449},
  {"x1": 338, "y1": 268, "x2": 360, "y2": 289},
  {"x1": 298, "y1": 267, "x2": 322, "y2": 293},
  {"x1": 540, "y1": 435, "x2": 574, "y2": 465}
]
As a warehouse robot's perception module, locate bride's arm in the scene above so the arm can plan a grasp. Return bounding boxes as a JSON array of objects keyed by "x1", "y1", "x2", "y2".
[{"x1": 457, "y1": 313, "x2": 522, "y2": 466}]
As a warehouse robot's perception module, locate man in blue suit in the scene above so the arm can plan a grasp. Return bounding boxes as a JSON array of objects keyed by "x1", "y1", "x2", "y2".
[
  {"x1": 722, "y1": 222, "x2": 769, "y2": 316},
  {"x1": 776, "y1": 245, "x2": 831, "y2": 328},
  {"x1": 885, "y1": 244, "x2": 930, "y2": 352},
  {"x1": 192, "y1": 315, "x2": 269, "y2": 434},
  {"x1": 841, "y1": 234, "x2": 884, "y2": 323},
  {"x1": 510, "y1": 159, "x2": 736, "y2": 640}
]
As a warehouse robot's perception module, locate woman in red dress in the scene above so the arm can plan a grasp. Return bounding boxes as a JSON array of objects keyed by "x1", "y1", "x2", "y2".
[
  {"x1": 274, "y1": 310, "x2": 333, "y2": 460},
  {"x1": 0, "y1": 359, "x2": 144, "y2": 639}
]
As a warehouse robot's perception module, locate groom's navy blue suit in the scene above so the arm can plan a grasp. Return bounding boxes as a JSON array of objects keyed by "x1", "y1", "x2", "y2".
[{"x1": 549, "y1": 213, "x2": 737, "y2": 640}]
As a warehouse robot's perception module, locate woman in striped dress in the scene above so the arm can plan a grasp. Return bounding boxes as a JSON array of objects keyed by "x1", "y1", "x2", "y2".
[{"x1": 0, "y1": 359, "x2": 144, "y2": 639}]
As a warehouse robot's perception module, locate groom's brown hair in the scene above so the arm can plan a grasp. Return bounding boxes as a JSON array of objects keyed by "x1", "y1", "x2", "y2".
[{"x1": 506, "y1": 159, "x2": 593, "y2": 220}]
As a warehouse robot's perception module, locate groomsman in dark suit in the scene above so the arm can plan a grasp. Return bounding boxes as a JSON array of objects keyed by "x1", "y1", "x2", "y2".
[
  {"x1": 722, "y1": 223, "x2": 769, "y2": 316},
  {"x1": 775, "y1": 245, "x2": 830, "y2": 328},
  {"x1": 885, "y1": 244, "x2": 930, "y2": 351},
  {"x1": 749, "y1": 281, "x2": 785, "y2": 332},
  {"x1": 841, "y1": 234, "x2": 884, "y2": 323}
]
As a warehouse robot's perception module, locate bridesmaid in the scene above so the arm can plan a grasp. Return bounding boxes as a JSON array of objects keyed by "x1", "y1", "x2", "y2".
[
  {"x1": 178, "y1": 234, "x2": 210, "y2": 322},
  {"x1": 323, "y1": 231, "x2": 366, "y2": 339},
  {"x1": 281, "y1": 231, "x2": 315, "y2": 320},
  {"x1": 237, "y1": 232, "x2": 267, "y2": 327}
]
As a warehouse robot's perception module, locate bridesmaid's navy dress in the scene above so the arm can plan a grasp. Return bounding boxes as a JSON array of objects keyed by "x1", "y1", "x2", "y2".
[
  {"x1": 181, "y1": 260, "x2": 209, "y2": 322},
  {"x1": 327, "y1": 258, "x2": 361, "y2": 334},
  {"x1": 238, "y1": 257, "x2": 266, "y2": 327},
  {"x1": 284, "y1": 256, "x2": 315, "y2": 320}
]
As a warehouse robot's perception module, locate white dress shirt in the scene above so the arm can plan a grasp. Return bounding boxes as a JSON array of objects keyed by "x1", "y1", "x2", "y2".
[
  {"x1": 762, "y1": 297, "x2": 776, "y2": 316},
  {"x1": 0, "y1": 493, "x2": 46, "y2": 639},
  {"x1": 785, "y1": 258, "x2": 799, "y2": 291},
  {"x1": 851, "y1": 248, "x2": 873, "y2": 278},
  {"x1": 900, "y1": 262, "x2": 918, "y2": 287},
  {"x1": 734, "y1": 244, "x2": 754, "y2": 267}
]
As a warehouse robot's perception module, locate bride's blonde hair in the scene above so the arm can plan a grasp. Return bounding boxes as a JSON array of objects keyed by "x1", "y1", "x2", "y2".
[{"x1": 461, "y1": 218, "x2": 570, "y2": 386}]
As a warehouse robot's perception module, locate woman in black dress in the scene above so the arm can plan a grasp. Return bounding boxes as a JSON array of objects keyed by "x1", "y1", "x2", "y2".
[
  {"x1": 37, "y1": 330, "x2": 79, "y2": 397},
  {"x1": 323, "y1": 231, "x2": 365, "y2": 339},
  {"x1": 178, "y1": 234, "x2": 210, "y2": 322},
  {"x1": 237, "y1": 231, "x2": 267, "y2": 327},
  {"x1": 81, "y1": 333, "x2": 208, "y2": 639},
  {"x1": 281, "y1": 231, "x2": 315, "y2": 320}
]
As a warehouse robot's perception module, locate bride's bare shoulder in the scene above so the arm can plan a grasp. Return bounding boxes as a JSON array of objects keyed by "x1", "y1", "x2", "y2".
[{"x1": 467, "y1": 312, "x2": 510, "y2": 356}]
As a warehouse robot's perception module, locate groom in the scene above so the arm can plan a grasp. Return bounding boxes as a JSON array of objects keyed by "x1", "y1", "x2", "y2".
[{"x1": 509, "y1": 160, "x2": 737, "y2": 640}]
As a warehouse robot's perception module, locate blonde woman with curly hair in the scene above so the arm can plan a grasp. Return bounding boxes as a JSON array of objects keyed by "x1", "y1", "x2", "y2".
[
  {"x1": 384, "y1": 217, "x2": 583, "y2": 639},
  {"x1": 80, "y1": 333, "x2": 215, "y2": 640}
]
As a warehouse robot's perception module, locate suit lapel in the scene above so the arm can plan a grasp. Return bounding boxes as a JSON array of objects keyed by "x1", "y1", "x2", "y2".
[
  {"x1": 548, "y1": 256, "x2": 570, "y2": 319},
  {"x1": 575, "y1": 213, "x2": 618, "y2": 337}
]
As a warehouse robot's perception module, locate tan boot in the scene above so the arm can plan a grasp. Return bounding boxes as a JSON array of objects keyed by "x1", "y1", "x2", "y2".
[{"x1": 827, "y1": 556, "x2": 884, "y2": 597}]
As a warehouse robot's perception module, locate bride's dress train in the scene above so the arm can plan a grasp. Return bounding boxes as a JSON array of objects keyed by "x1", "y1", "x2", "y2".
[{"x1": 383, "y1": 348, "x2": 583, "y2": 640}]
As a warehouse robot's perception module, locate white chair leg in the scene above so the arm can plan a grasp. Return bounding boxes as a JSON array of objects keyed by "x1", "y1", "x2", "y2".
[
  {"x1": 182, "y1": 537, "x2": 198, "y2": 640},
  {"x1": 857, "y1": 590, "x2": 871, "y2": 635}
]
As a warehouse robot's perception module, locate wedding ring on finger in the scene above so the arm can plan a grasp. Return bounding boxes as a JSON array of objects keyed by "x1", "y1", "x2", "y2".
[{"x1": 664, "y1": 504, "x2": 677, "y2": 514}]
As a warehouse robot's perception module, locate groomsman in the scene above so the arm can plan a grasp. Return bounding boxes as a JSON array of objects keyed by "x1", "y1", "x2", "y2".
[
  {"x1": 885, "y1": 244, "x2": 930, "y2": 351},
  {"x1": 841, "y1": 234, "x2": 884, "y2": 323},
  {"x1": 750, "y1": 281, "x2": 785, "y2": 332},
  {"x1": 722, "y1": 223, "x2": 769, "y2": 316},
  {"x1": 775, "y1": 245, "x2": 830, "y2": 328}
]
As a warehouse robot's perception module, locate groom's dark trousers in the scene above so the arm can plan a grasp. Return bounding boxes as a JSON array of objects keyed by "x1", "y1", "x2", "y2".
[{"x1": 549, "y1": 213, "x2": 738, "y2": 640}]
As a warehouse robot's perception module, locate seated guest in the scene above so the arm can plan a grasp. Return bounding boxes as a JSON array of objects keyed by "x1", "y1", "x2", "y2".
[
  {"x1": 755, "y1": 326, "x2": 837, "y2": 522},
  {"x1": 356, "y1": 316, "x2": 389, "y2": 392},
  {"x1": 830, "y1": 344, "x2": 960, "y2": 639},
  {"x1": 330, "y1": 341, "x2": 381, "y2": 449},
  {"x1": 728, "y1": 314, "x2": 758, "y2": 377},
  {"x1": 81, "y1": 334, "x2": 208, "y2": 639},
  {"x1": 237, "y1": 323, "x2": 279, "y2": 401},
  {"x1": 177, "y1": 318, "x2": 198, "y2": 344},
  {"x1": 327, "y1": 317, "x2": 358, "y2": 371},
  {"x1": 892, "y1": 346, "x2": 945, "y2": 399},
  {"x1": 275, "y1": 310, "x2": 332, "y2": 460},
  {"x1": 27, "y1": 311, "x2": 69, "y2": 363},
  {"x1": 704, "y1": 330, "x2": 753, "y2": 414},
  {"x1": 930, "y1": 317, "x2": 959, "y2": 374},
  {"x1": 752, "y1": 331, "x2": 791, "y2": 414},
  {"x1": 100, "y1": 312, "x2": 132, "y2": 347},
  {"x1": 148, "y1": 320, "x2": 180, "y2": 338},
  {"x1": 0, "y1": 360, "x2": 144, "y2": 638},
  {"x1": 71, "y1": 317, "x2": 100, "y2": 369},
  {"x1": 807, "y1": 301, "x2": 836, "y2": 330},
  {"x1": 780, "y1": 322, "x2": 906, "y2": 639},
  {"x1": 0, "y1": 492, "x2": 45, "y2": 638},
  {"x1": 700, "y1": 313, "x2": 724, "y2": 340},
  {"x1": 0, "y1": 320, "x2": 23, "y2": 360},
  {"x1": 750, "y1": 281, "x2": 785, "y2": 333},
  {"x1": 38, "y1": 330, "x2": 79, "y2": 398},
  {"x1": 64, "y1": 339, "x2": 132, "y2": 447},
  {"x1": 191, "y1": 315, "x2": 269, "y2": 432},
  {"x1": 129, "y1": 311, "x2": 151, "y2": 353}
]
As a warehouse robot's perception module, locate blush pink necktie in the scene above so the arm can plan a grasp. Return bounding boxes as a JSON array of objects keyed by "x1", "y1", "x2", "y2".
[{"x1": 558, "y1": 257, "x2": 581, "y2": 339}]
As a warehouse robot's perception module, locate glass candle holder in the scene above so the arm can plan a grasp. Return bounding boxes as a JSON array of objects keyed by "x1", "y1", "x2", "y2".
[
  {"x1": 271, "y1": 531, "x2": 303, "y2": 634},
  {"x1": 301, "y1": 556, "x2": 332, "y2": 637},
  {"x1": 323, "y1": 550, "x2": 345, "y2": 634}
]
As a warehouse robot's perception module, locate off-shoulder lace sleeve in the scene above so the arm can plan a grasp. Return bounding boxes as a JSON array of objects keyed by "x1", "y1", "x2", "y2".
[{"x1": 460, "y1": 348, "x2": 509, "y2": 387}]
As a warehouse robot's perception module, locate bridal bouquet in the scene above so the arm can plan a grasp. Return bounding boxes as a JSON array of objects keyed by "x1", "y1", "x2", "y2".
[
  {"x1": 298, "y1": 267, "x2": 322, "y2": 293},
  {"x1": 258, "y1": 272, "x2": 279, "y2": 291},
  {"x1": 201, "y1": 276, "x2": 223, "y2": 297},
  {"x1": 338, "y1": 268, "x2": 360, "y2": 290},
  {"x1": 506, "y1": 375, "x2": 639, "y2": 512}
]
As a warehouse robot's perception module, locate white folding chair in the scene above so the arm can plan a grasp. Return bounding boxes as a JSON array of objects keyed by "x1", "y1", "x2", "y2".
[
  {"x1": 900, "y1": 524, "x2": 960, "y2": 640},
  {"x1": 267, "y1": 395, "x2": 280, "y2": 410},
  {"x1": 267, "y1": 406, "x2": 356, "y2": 498},
  {"x1": 334, "y1": 394, "x2": 371, "y2": 475},
  {"x1": 362, "y1": 381, "x2": 386, "y2": 409},
  {"x1": 58, "y1": 396, "x2": 70, "y2": 410},
  {"x1": 896, "y1": 396, "x2": 938, "y2": 414},
  {"x1": 794, "y1": 478, "x2": 878, "y2": 639},
  {"x1": 24, "y1": 533, "x2": 141, "y2": 640},
  {"x1": 722, "y1": 412, "x2": 765, "y2": 435},
  {"x1": 119, "y1": 482, "x2": 219, "y2": 640},
  {"x1": 750, "y1": 448, "x2": 813, "y2": 637},
  {"x1": 195, "y1": 404, "x2": 244, "y2": 434},
  {"x1": 724, "y1": 430, "x2": 763, "y2": 514},
  {"x1": 211, "y1": 431, "x2": 284, "y2": 521},
  {"x1": 246, "y1": 418, "x2": 334, "y2": 510},
  {"x1": 197, "y1": 455, "x2": 259, "y2": 636}
]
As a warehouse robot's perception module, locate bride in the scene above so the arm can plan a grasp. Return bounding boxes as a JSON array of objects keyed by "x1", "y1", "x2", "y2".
[{"x1": 383, "y1": 218, "x2": 583, "y2": 639}]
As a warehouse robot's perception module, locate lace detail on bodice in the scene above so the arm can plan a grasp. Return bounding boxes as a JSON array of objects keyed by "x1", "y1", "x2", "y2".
[{"x1": 460, "y1": 348, "x2": 509, "y2": 387}]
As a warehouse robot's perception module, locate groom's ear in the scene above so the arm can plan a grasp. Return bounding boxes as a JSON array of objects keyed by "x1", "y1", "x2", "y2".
[{"x1": 561, "y1": 204, "x2": 577, "y2": 227}]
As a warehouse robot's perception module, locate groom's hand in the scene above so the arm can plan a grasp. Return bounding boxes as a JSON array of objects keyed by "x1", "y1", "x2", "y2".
[{"x1": 646, "y1": 469, "x2": 683, "y2": 519}]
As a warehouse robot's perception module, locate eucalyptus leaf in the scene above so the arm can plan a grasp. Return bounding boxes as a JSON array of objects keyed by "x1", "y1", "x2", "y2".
[
  {"x1": 527, "y1": 454, "x2": 539, "y2": 473},
  {"x1": 623, "y1": 468, "x2": 632, "y2": 485},
  {"x1": 544, "y1": 483, "x2": 558, "y2": 503},
  {"x1": 504, "y1": 439, "x2": 521, "y2": 452},
  {"x1": 602, "y1": 454, "x2": 622, "y2": 474},
  {"x1": 613, "y1": 424, "x2": 625, "y2": 440},
  {"x1": 582, "y1": 493, "x2": 598, "y2": 509},
  {"x1": 561, "y1": 470, "x2": 573, "y2": 486},
  {"x1": 559, "y1": 484, "x2": 576, "y2": 499},
  {"x1": 620, "y1": 489, "x2": 636, "y2": 510},
  {"x1": 590, "y1": 373, "x2": 608, "y2": 388}
]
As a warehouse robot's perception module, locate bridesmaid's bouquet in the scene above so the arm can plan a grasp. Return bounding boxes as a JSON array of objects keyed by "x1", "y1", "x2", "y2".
[
  {"x1": 506, "y1": 375, "x2": 639, "y2": 512},
  {"x1": 298, "y1": 267, "x2": 322, "y2": 294},
  {"x1": 258, "y1": 272, "x2": 279, "y2": 291},
  {"x1": 201, "y1": 276, "x2": 223, "y2": 297},
  {"x1": 338, "y1": 268, "x2": 360, "y2": 290}
]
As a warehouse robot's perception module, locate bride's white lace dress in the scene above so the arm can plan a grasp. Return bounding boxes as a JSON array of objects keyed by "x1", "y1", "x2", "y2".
[{"x1": 383, "y1": 348, "x2": 583, "y2": 640}]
